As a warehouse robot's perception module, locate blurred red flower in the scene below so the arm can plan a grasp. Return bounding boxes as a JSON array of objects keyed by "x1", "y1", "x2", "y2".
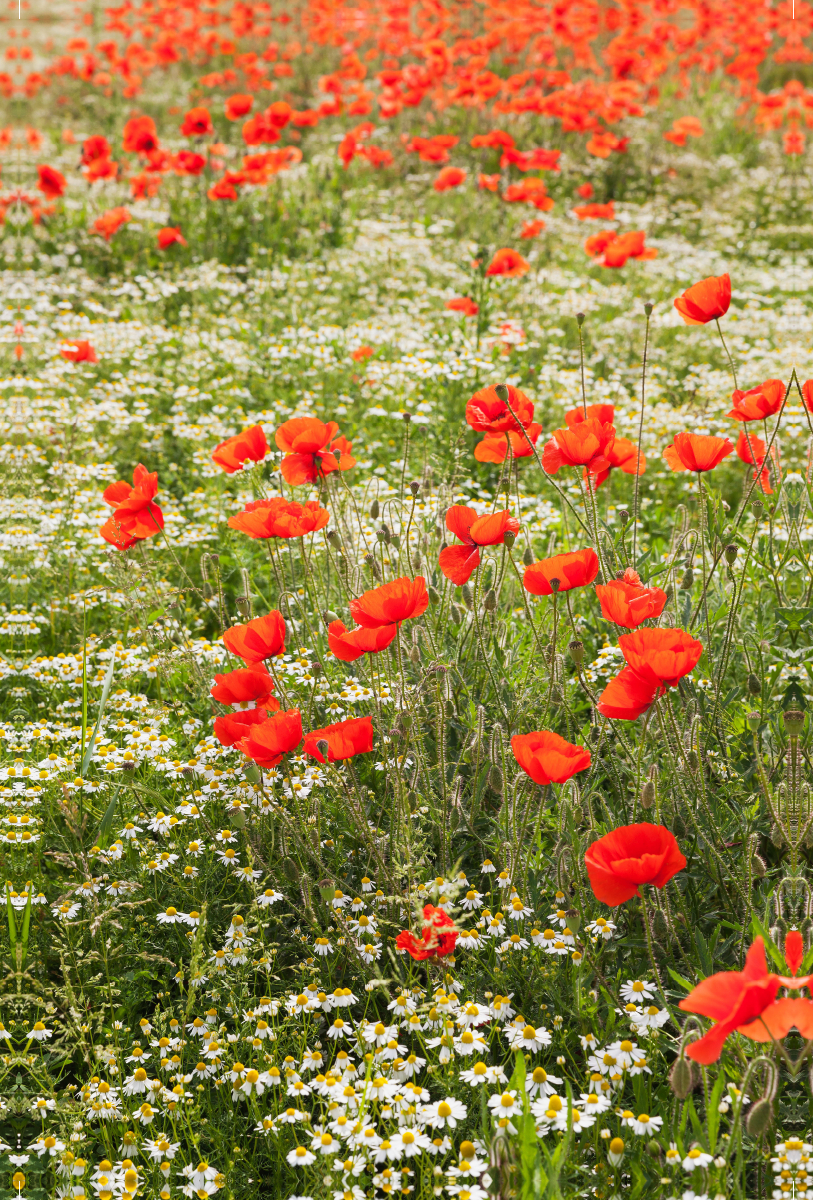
[
  {"x1": 37, "y1": 164, "x2": 67, "y2": 198},
  {"x1": 512, "y1": 730, "x2": 591, "y2": 785},
  {"x1": 438, "y1": 506, "x2": 520, "y2": 585},
  {"x1": 736, "y1": 430, "x2": 772, "y2": 494},
  {"x1": 181, "y1": 106, "x2": 214, "y2": 137},
  {"x1": 157, "y1": 226, "x2": 186, "y2": 250},
  {"x1": 434, "y1": 166, "x2": 466, "y2": 191},
  {"x1": 93, "y1": 206, "x2": 131, "y2": 241},
  {"x1": 585, "y1": 823, "x2": 686, "y2": 906},
  {"x1": 225, "y1": 94, "x2": 253, "y2": 121},
  {"x1": 123, "y1": 116, "x2": 159, "y2": 155},
  {"x1": 486, "y1": 248, "x2": 530, "y2": 277},
  {"x1": 60, "y1": 340, "x2": 97, "y2": 363},
  {"x1": 446, "y1": 297, "x2": 479, "y2": 316}
]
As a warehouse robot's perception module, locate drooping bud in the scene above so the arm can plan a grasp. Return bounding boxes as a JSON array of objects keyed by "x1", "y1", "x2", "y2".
[
  {"x1": 461, "y1": 584, "x2": 474, "y2": 609},
  {"x1": 522, "y1": 546, "x2": 534, "y2": 565},
  {"x1": 370, "y1": 498, "x2": 380, "y2": 518},
  {"x1": 488, "y1": 765, "x2": 503, "y2": 794},
  {"x1": 747, "y1": 673, "x2": 762, "y2": 696},
  {"x1": 669, "y1": 1057, "x2": 693, "y2": 1099},
  {"x1": 484, "y1": 589, "x2": 497, "y2": 612},
  {"x1": 428, "y1": 585, "x2": 440, "y2": 606},
  {"x1": 283, "y1": 857, "x2": 300, "y2": 883},
  {"x1": 641, "y1": 780, "x2": 656, "y2": 810},
  {"x1": 746, "y1": 1097, "x2": 774, "y2": 1138}
]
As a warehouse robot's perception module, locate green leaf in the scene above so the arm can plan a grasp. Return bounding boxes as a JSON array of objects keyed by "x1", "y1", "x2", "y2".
[
  {"x1": 81, "y1": 651, "x2": 116, "y2": 777},
  {"x1": 667, "y1": 966, "x2": 693, "y2": 991},
  {"x1": 750, "y1": 914, "x2": 785, "y2": 971}
]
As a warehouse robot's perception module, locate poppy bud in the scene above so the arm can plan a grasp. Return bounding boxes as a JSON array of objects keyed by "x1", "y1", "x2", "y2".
[
  {"x1": 462, "y1": 584, "x2": 474, "y2": 609},
  {"x1": 679, "y1": 568, "x2": 694, "y2": 591},
  {"x1": 503, "y1": 530, "x2": 516, "y2": 549},
  {"x1": 548, "y1": 577, "x2": 561, "y2": 593},
  {"x1": 488, "y1": 765, "x2": 503, "y2": 794},
  {"x1": 724, "y1": 543, "x2": 737, "y2": 565},
  {"x1": 401, "y1": 713, "x2": 412, "y2": 731},
  {"x1": 409, "y1": 645, "x2": 420, "y2": 665},
  {"x1": 576, "y1": 312, "x2": 585, "y2": 327},
  {"x1": 565, "y1": 908, "x2": 580, "y2": 934},
  {"x1": 746, "y1": 1097, "x2": 774, "y2": 1138},
  {"x1": 646, "y1": 1139, "x2": 660, "y2": 1159},
  {"x1": 771, "y1": 823, "x2": 784, "y2": 848},
  {"x1": 370, "y1": 499, "x2": 380, "y2": 518},
  {"x1": 522, "y1": 546, "x2": 533, "y2": 565},
  {"x1": 494, "y1": 383, "x2": 509, "y2": 402},
  {"x1": 445, "y1": 699, "x2": 454, "y2": 719},
  {"x1": 428, "y1": 585, "x2": 440, "y2": 606},
  {"x1": 365, "y1": 553, "x2": 382, "y2": 579},
  {"x1": 644, "y1": 300, "x2": 654, "y2": 317},
  {"x1": 641, "y1": 780, "x2": 655, "y2": 809},
  {"x1": 669, "y1": 1056, "x2": 693, "y2": 1099},
  {"x1": 407, "y1": 790, "x2": 418, "y2": 812},
  {"x1": 484, "y1": 589, "x2": 497, "y2": 612},
  {"x1": 322, "y1": 610, "x2": 340, "y2": 625},
  {"x1": 243, "y1": 762, "x2": 261, "y2": 785},
  {"x1": 686, "y1": 748, "x2": 699, "y2": 771},
  {"x1": 283, "y1": 857, "x2": 300, "y2": 883},
  {"x1": 316, "y1": 739, "x2": 329, "y2": 759},
  {"x1": 618, "y1": 509, "x2": 629, "y2": 525},
  {"x1": 568, "y1": 640, "x2": 584, "y2": 666},
  {"x1": 784, "y1": 710, "x2": 805, "y2": 737},
  {"x1": 751, "y1": 853, "x2": 766, "y2": 878},
  {"x1": 450, "y1": 603, "x2": 463, "y2": 624},
  {"x1": 402, "y1": 411, "x2": 412, "y2": 424},
  {"x1": 752, "y1": 499, "x2": 764, "y2": 518},
  {"x1": 747, "y1": 673, "x2": 761, "y2": 696},
  {"x1": 664, "y1": 584, "x2": 674, "y2": 603},
  {"x1": 409, "y1": 480, "x2": 420, "y2": 495},
  {"x1": 412, "y1": 553, "x2": 421, "y2": 570}
]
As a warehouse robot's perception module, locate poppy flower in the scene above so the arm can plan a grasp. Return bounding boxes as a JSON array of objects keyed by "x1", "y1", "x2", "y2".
[
  {"x1": 213, "y1": 706, "x2": 273, "y2": 748},
  {"x1": 93, "y1": 206, "x2": 131, "y2": 242},
  {"x1": 274, "y1": 418, "x2": 356, "y2": 486},
  {"x1": 222, "y1": 611, "x2": 286, "y2": 664},
  {"x1": 99, "y1": 519, "x2": 139, "y2": 551},
  {"x1": 732, "y1": 931, "x2": 813, "y2": 1045},
  {"x1": 60, "y1": 340, "x2": 97, "y2": 363},
  {"x1": 678, "y1": 939, "x2": 783, "y2": 1063},
  {"x1": 728, "y1": 379, "x2": 784, "y2": 422},
  {"x1": 327, "y1": 620, "x2": 397, "y2": 662},
  {"x1": 351, "y1": 346, "x2": 372, "y2": 362},
  {"x1": 520, "y1": 219, "x2": 545, "y2": 238},
  {"x1": 84, "y1": 157, "x2": 119, "y2": 183},
  {"x1": 663, "y1": 432, "x2": 733, "y2": 473},
  {"x1": 208, "y1": 176, "x2": 240, "y2": 202},
  {"x1": 212, "y1": 425, "x2": 269, "y2": 474},
  {"x1": 523, "y1": 548, "x2": 599, "y2": 596},
  {"x1": 486, "y1": 248, "x2": 530, "y2": 277},
  {"x1": 37, "y1": 164, "x2": 67, "y2": 198},
  {"x1": 396, "y1": 904, "x2": 458, "y2": 960},
  {"x1": 618, "y1": 627, "x2": 703, "y2": 687},
  {"x1": 174, "y1": 150, "x2": 206, "y2": 176},
  {"x1": 82, "y1": 134, "x2": 111, "y2": 164},
  {"x1": 466, "y1": 385, "x2": 534, "y2": 434},
  {"x1": 474, "y1": 424, "x2": 542, "y2": 464},
  {"x1": 123, "y1": 116, "x2": 159, "y2": 154},
  {"x1": 181, "y1": 106, "x2": 214, "y2": 137},
  {"x1": 595, "y1": 665, "x2": 662, "y2": 719},
  {"x1": 542, "y1": 419, "x2": 615, "y2": 474},
  {"x1": 573, "y1": 201, "x2": 615, "y2": 220},
  {"x1": 228, "y1": 497, "x2": 330, "y2": 540},
  {"x1": 438, "y1": 506, "x2": 520, "y2": 585},
  {"x1": 471, "y1": 130, "x2": 515, "y2": 149},
  {"x1": 225, "y1": 94, "x2": 253, "y2": 121},
  {"x1": 674, "y1": 273, "x2": 731, "y2": 325},
  {"x1": 157, "y1": 226, "x2": 186, "y2": 250},
  {"x1": 584, "y1": 823, "x2": 687, "y2": 906},
  {"x1": 350, "y1": 576, "x2": 429, "y2": 629},
  {"x1": 596, "y1": 569, "x2": 667, "y2": 628},
  {"x1": 736, "y1": 430, "x2": 772, "y2": 494},
  {"x1": 445, "y1": 297, "x2": 479, "y2": 316},
  {"x1": 576, "y1": 182, "x2": 593, "y2": 198},
  {"x1": 565, "y1": 404, "x2": 616, "y2": 428},
  {"x1": 210, "y1": 663, "x2": 277, "y2": 708},
  {"x1": 434, "y1": 166, "x2": 467, "y2": 191},
  {"x1": 511, "y1": 730, "x2": 591, "y2": 785},
  {"x1": 478, "y1": 173, "x2": 500, "y2": 191},
  {"x1": 101, "y1": 464, "x2": 164, "y2": 544},
  {"x1": 802, "y1": 380, "x2": 813, "y2": 411},
  {"x1": 303, "y1": 715, "x2": 374, "y2": 763},
  {"x1": 238, "y1": 708, "x2": 303, "y2": 768}
]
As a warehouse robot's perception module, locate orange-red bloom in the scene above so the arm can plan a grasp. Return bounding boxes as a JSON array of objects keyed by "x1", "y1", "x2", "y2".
[
  {"x1": 60, "y1": 340, "x2": 97, "y2": 363},
  {"x1": 446, "y1": 297, "x2": 479, "y2": 316},
  {"x1": 486, "y1": 248, "x2": 530, "y2": 277},
  {"x1": 210, "y1": 663, "x2": 277, "y2": 708},
  {"x1": 466, "y1": 385, "x2": 533, "y2": 434},
  {"x1": 181, "y1": 106, "x2": 214, "y2": 137},
  {"x1": 512, "y1": 730, "x2": 591, "y2": 785},
  {"x1": 100, "y1": 463, "x2": 164, "y2": 548},
  {"x1": 212, "y1": 425, "x2": 269, "y2": 474},
  {"x1": 274, "y1": 418, "x2": 356, "y2": 486},
  {"x1": 123, "y1": 116, "x2": 158, "y2": 154},
  {"x1": 225, "y1": 94, "x2": 253, "y2": 121},
  {"x1": 223, "y1": 611, "x2": 285, "y2": 664},
  {"x1": 328, "y1": 620, "x2": 397, "y2": 662},
  {"x1": 596, "y1": 569, "x2": 667, "y2": 627},
  {"x1": 573, "y1": 201, "x2": 615, "y2": 220},
  {"x1": 597, "y1": 627, "x2": 703, "y2": 718},
  {"x1": 37, "y1": 164, "x2": 67, "y2": 198},
  {"x1": 542, "y1": 419, "x2": 615, "y2": 474},
  {"x1": 674, "y1": 274, "x2": 731, "y2": 325},
  {"x1": 93, "y1": 206, "x2": 131, "y2": 241},
  {"x1": 728, "y1": 379, "x2": 784, "y2": 422},
  {"x1": 474, "y1": 425, "x2": 542, "y2": 463},
  {"x1": 596, "y1": 666, "x2": 662, "y2": 720},
  {"x1": 82, "y1": 134, "x2": 111, "y2": 164},
  {"x1": 350, "y1": 576, "x2": 429, "y2": 628},
  {"x1": 213, "y1": 706, "x2": 272, "y2": 749},
  {"x1": 396, "y1": 904, "x2": 457, "y2": 960},
  {"x1": 228, "y1": 497, "x2": 330, "y2": 540},
  {"x1": 663, "y1": 432, "x2": 733, "y2": 473},
  {"x1": 736, "y1": 430, "x2": 772, "y2": 494},
  {"x1": 585, "y1": 823, "x2": 686, "y2": 907},
  {"x1": 237, "y1": 708, "x2": 303, "y2": 768},
  {"x1": 157, "y1": 226, "x2": 186, "y2": 250},
  {"x1": 434, "y1": 166, "x2": 466, "y2": 191},
  {"x1": 678, "y1": 939, "x2": 784, "y2": 1063},
  {"x1": 523, "y1": 548, "x2": 599, "y2": 596},
  {"x1": 303, "y1": 715, "x2": 374, "y2": 763},
  {"x1": 438, "y1": 506, "x2": 520, "y2": 585}
]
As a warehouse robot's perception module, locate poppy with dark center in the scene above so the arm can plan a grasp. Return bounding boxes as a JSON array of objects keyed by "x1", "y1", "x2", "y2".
[
  {"x1": 438, "y1": 506, "x2": 520, "y2": 585},
  {"x1": 274, "y1": 418, "x2": 356, "y2": 486},
  {"x1": 523, "y1": 548, "x2": 599, "y2": 596},
  {"x1": 396, "y1": 904, "x2": 458, "y2": 960}
]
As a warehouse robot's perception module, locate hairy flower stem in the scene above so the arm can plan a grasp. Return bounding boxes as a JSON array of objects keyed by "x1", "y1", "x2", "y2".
[
  {"x1": 639, "y1": 888, "x2": 666, "y2": 1002},
  {"x1": 715, "y1": 317, "x2": 738, "y2": 390},
  {"x1": 631, "y1": 304, "x2": 652, "y2": 564}
]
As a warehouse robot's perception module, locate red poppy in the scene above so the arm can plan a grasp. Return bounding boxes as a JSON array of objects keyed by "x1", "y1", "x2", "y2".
[
  {"x1": 576, "y1": 182, "x2": 593, "y2": 198},
  {"x1": 511, "y1": 730, "x2": 591, "y2": 785},
  {"x1": 678, "y1": 939, "x2": 784, "y2": 1063},
  {"x1": 84, "y1": 157, "x2": 118, "y2": 183},
  {"x1": 674, "y1": 274, "x2": 731, "y2": 325},
  {"x1": 157, "y1": 226, "x2": 186, "y2": 250},
  {"x1": 82, "y1": 134, "x2": 111, "y2": 164},
  {"x1": 181, "y1": 106, "x2": 214, "y2": 137},
  {"x1": 302, "y1": 715, "x2": 374, "y2": 763},
  {"x1": 123, "y1": 116, "x2": 159, "y2": 154},
  {"x1": 37, "y1": 164, "x2": 67, "y2": 198},
  {"x1": 223, "y1": 611, "x2": 285, "y2": 664},
  {"x1": 210, "y1": 663, "x2": 277, "y2": 708},
  {"x1": 396, "y1": 904, "x2": 458, "y2": 960},
  {"x1": 585, "y1": 823, "x2": 687, "y2": 906},
  {"x1": 596, "y1": 569, "x2": 666, "y2": 628},
  {"x1": 228, "y1": 497, "x2": 330, "y2": 540},
  {"x1": 564, "y1": 409, "x2": 644, "y2": 484},
  {"x1": 471, "y1": 130, "x2": 515, "y2": 149},
  {"x1": 520, "y1": 219, "x2": 545, "y2": 238},
  {"x1": 212, "y1": 425, "x2": 269, "y2": 474},
  {"x1": 328, "y1": 620, "x2": 397, "y2": 662},
  {"x1": 93, "y1": 206, "x2": 131, "y2": 242},
  {"x1": 466, "y1": 385, "x2": 533, "y2": 434},
  {"x1": 208, "y1": 177, "x2": 240, "y2": 202},
  {"x1": 434, "y1": 166, "x2": 467, "y2": 191},
  {"x1": 60, "y1": 340, "x2": 97, "y2": 363},
  {"x1": 573, "y1": 201, "x2": 615, "y2": 220},
  {"x1": 728, "y1": 379, "x2": 784, "y2": 422},
  {"x1": 663, "y1": 432, "x2": 733, "y2": 473},
  {"x1": 565, "y1": 404, "x2": 616, "y2": 429},
  {"x1": 802, "y1": 380, "x2": 813, "y2": 411},
  {"x1": 542, "y1": 419, "x2": 615, "y2": 474},
  {"x1": 523, "y1": 548, "x2": 599, "y2": 596},
  {"x1": 213, "y1": 706, "x2": 273, "y2": 748},
  {"x1": 101, "y1": 464, "x2": 164, "y2": 546},
  {"x1": 478, "y1": 173, "x2": 500, "y2": 191},
  {"x1": 486, "y1": 248, "x2": 530, "y2": 277},
  {"x1": 438, "y1": 506, "x2": 520, "y2": 585},
  {"x1": 735, "y1": 430, "x2": 772, "y2": 494},
  {"x1": 274, "y1": 418, "x2": 356, "y2": 486},
  {"x1": 618, "y1": 627, "x2": 703, "y2": 687},
  {"x1": 238, "y1": 708, "x2": 303, "y2": 768},
  {"x1": 733, "y1": 931, "x2": 813, "y2": 1045},
  {"x1": 351, "y1": 346, "x2": 372, "y2": 362},
  {"x1": 595, "y1": 665, "x2": 662, "y2": 719},
  {"x1": 174, "y1": 150, "x2": 206, "y2": 176},
  {"x1": 225, "y1": 94, "x2": 254, "y2": 121},
  {"x1": 474, "y1": 425, "x2": 542, "y2": 463},
  {"x1": 350, "y1": 576, "x2": 429, "y2": 629},
  {"x1": 445, "y1": 297, "x2": 479, "y2": 316}
]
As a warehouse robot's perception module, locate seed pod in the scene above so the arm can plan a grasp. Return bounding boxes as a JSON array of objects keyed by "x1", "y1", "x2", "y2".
[
  {"x1": 644, "y1": 299, "x2": 654, "y2": 317},
  {"x1": 679, "y1": 568, "x2": 694, "y2": 591},
  {"x1": 402, "y1": 411, "x2": 412, "y2": 424},
  {"x1": 753, "y1": 499, "x2": 764, "y2": 518},
  {"x1": 576, "y1": 312, "x2": 586, "y2": 327},
  {"x1": 724, "y1": 543, "x2": 738, "y2": 565},
  {"x1": 370, "y1": 499, "x2": 380, "y2": 518},
  {"x1": 568, "y1": 640, "x2": 584, "y2": 667},
  {"x1": 747, "y1": 673, "x2": 762, "y2": 696},
  {"x1": 488, "y1": 765, "x2": 503, "y2": 794},
  {"x1": 484, "y1": 589, "x2": 497, "y2": 612},
  {"x1": 565, "y1": 908, "x2": 581, "y2": 934},
  {"x1": 243, "y1": 761, "x2": 261, "y2": 785},
  {"x1": 326, "y1": 529, "x2": 341, "y2": 545},
  {"x1": 283, "y1": 857, "x2": 300, "y2": 883},
  {"x1": 522, "y1": 546, "x2": 534, "y2": 565},
  {"x1": 461, "y1": 584, "x2": 474, "y2": 609},
  {"x1": 641, "y1": 780, "x2": 656, "y2": 810},
  {"x1": 235, "y1": 595, "x2": 251, "y2": 616},
  {"x1": 494, "y1": 383, "x2": 509, "y2": 402},
  {"x1": 503, "y1": 530, "x2": 516, "y2": 549},
  {"x1": 669, "y1": 1057, "x2": 693, "y2": 1099},
  {"x1": 376, "y1": 527, "x2": 389, "y2": 544},
  {"x1": 784, "y1": 710, "x2": 805, "y2": 738},
  {"x1": 409, "y1": 480, "x2": 420, "y2": 495},
  {"x1": 746, "y1": 710, "x2": 760, "y2": 731},
  {"x1": 323, "y1": 610, "x2": 340, "y2": 625},
  {"x1": 548, "y1": 576, "x2": 561, "y2": 593},
  {"x1": 746, "y1": 1097, "x2": 774, "y2": 1137},
  {"x1": 365, "y1": 553, "x2": 381, "y2": 579},
  {"x1": 428, "y1": 585, "x2": 440, "y2": 606},
  {"x1": 618, "y1": 509, "x2": 629, "y2": 525}
]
